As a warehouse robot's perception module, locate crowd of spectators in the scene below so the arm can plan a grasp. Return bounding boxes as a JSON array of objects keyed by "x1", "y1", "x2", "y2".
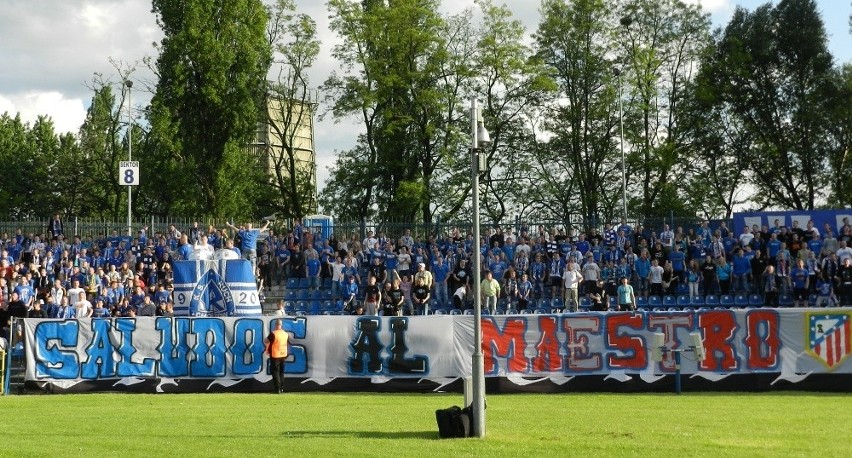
[
  {"x1": 0, "y1": 215, "x2": 269, "y2": 337},
  {"x1": 2, "y1": 214, "x2": 852, "y2": 336},
  {"x1": 265, "y1": 218, "x2": 852, "y2": 315}
]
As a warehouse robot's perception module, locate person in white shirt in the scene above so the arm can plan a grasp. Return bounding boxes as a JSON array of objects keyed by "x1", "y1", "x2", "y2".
[
  {"x1": 562, "y1": 262, "x2": 583, "y2": 312},
  {"x1": 739, "y1": 226, "x2": 755, "y2": 248},
  {"x1": 581, "y1": 255, "x2": 601, "y2": 293},
  {"x1": 397, "y1": 247, "x2": 412, "y2": 279},
  {"x1": 191, "y1": 233, "x2": 215, "y2": 261},
  {"x1": 836, "y1": 241, "x2": 852, "y2": 264},
  {"x1": 67, "y1": 280, "x2": 85, "y2": 307},
  {"x1": 274, "y1": 300, "x2": 287, "y2": 316},
  {"x1": 649, "y1": 259, "x2": 665, "y2": 296},
  {"x1": 50, "y1": 279, "x2": 66, "y2": 308},
  {"x1": 74, "y1": 291, "x2": 93, "y2": 318}
]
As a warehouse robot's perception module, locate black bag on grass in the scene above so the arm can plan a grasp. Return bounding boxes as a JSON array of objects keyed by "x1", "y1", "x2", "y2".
[{"x1": 435, "y1": 406, "x2": 470, "y2": 438}]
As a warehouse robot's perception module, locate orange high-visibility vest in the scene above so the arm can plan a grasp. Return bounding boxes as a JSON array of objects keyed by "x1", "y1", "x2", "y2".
[{"x1": 268, "y1": 329, "x2": 289, "y2": 358}]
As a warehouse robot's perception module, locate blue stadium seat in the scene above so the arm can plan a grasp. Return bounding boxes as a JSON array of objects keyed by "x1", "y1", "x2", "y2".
[
  {"x1": 704, "y1": 295, "x2": 718, "y2": 306},
  {"x1": 579, "y1": 297, "x2": 592, "y2": 309},
  {"x1": 308, "y1": 301, "x2": 322, "y2": 315},
  {"x1": 676, "y1": 283, "x2": 688, "y2": 295},
  {"x1": 296, "y1": 289, "x2": 310, "y2": 301},
  {"x1": 464, "y1": 309, "x2": 474, "y2": 315},
  {"x1": 321, "y1": 277, "x2": 332, "y2": 289},
  {"x1": 734, "y1": 294, "x2": 749, "y2": 307},
  {"x1": 286, "y1": 278, "x2": 299, "y2": 289},
  {"x1": 691, "y1": 295, "x2": 706, "y2": 308},
  {"x1": 433, "y1": 309, "x2": 447, "y2": 315},
  {"x1": 285, "y1": 290, "x2": 298, "y2": 301},
  {"x1": 677, "y1": 295, "x2": 691, "y2": 308},
  {"x1": 778, "y1": 294, "x2": 794, "y2": 307},
  {"x1": 663, "y1": 295, "x2": 677, "y2": 307},
  {"x1": 295, "y1": 301, "x2": 309, "y2": 315},
  {"x1": 649, "y1": 296, "x2": 662, "y2": 307},
  {"x1": 636, "y1": 296, "x2": 649, "y2": 309},
  {"x1": 808, "y1": 294, "x2": 818, "y2": 307},
  {"x1": 284, "y1": 301, "x2": 295, "y2": 315},
  {"x1": 519, "y1": 308, "x2": 533, "y2": 314},
  {"x1": 720, "y1": 294, "x2": 734, "y2": 307},
  {"x1": 449, "y1": 309, "x2": 462, "y2": 315},
  {"x1": 321, "y1": 300, "x2": 335, "y2": 314},
  {"x1": 552, "y1": 298, "x2": 564, "y2": 309},
  {"x1": 749, "y1": 294, "x2": 764, "y2": 307},
  {"x1": 310, "y1": 289, "x2": 324, "y2": 301},
  {"x1": 538, "y1": 298, "x2": 552, "y2": 310},
  {"x1": 298, "y1": 278, "x2": 310, "y2": 289},
  {"x1": 506, "y1": 308, "x2": 518, "y2": 315}
]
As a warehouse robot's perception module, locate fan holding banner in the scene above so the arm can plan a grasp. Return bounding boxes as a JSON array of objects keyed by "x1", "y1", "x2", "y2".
[{"x1": 172, "y1": 258, "x2": 262, "y2": 316}]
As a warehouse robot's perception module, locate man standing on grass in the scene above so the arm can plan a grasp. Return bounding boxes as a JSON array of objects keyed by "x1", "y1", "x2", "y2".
[{"x1": 265, "y1": 320, "x2": 290, "y2": 394}]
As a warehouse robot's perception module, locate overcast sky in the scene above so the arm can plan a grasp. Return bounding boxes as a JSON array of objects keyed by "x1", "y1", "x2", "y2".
[{"x1": 1, "y1": 0, "x2": 849, "y2": 192}]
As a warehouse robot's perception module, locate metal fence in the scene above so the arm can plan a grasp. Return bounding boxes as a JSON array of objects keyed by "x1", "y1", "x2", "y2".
[{"x1": 0, "y1": 215, "x2": 730, "y2": 243}]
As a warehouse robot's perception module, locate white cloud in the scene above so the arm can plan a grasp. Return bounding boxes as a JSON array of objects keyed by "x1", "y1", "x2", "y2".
[
  {"x1": 0, "y1": 91, "x2": 88, "y2": 133},
  {"x1": 684, "y1": 0, "x2": 732, "y2": 13}
]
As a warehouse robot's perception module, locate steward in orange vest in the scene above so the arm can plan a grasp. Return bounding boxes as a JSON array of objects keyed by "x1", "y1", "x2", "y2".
[{"x1": 265, "y1": 320, "x2": 289, "y2": 393}]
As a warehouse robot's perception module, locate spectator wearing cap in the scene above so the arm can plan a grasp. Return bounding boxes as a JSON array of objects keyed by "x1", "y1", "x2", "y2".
[{"x1": 413, "y1": 262, "x2": 433, "y2": 289}]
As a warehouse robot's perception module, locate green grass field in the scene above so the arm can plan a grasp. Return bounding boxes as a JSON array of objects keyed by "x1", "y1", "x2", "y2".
[{"x1": 2, "y1": 392, "x2": 850, "y2": 457}]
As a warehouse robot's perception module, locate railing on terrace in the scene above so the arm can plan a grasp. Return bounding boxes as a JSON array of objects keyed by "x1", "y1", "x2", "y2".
[{"x1": 0, "y1": 215, "x2": 731, "y2": 244}]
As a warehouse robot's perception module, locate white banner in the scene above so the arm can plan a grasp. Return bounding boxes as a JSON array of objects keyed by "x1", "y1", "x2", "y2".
[{"x1": 23, "y1": 309, "x2": 852, "y2": 385}]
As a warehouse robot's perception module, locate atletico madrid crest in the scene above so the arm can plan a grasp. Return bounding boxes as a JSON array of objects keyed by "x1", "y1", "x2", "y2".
[{"x1": 806, "y1": 312, "x2": 851, "y2": 370}]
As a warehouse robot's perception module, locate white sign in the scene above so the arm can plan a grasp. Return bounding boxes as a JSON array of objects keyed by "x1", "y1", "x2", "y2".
[
  {"x1": 119, "y1": 161, "x2": 140, "y2": 186},
  {"x1": 22, "y1": 309, "x2": 852, "y2": 384}
]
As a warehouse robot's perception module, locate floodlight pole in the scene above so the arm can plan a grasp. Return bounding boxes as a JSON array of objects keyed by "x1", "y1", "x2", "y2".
[
  {"x1": 125, "y1": 79, "x2": 133, "y2": 237},
  {"x1": 470, "y1": 97, "x2": 486, "y2": 438}
]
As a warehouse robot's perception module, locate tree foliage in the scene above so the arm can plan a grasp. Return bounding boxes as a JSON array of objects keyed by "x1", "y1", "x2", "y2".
[
  {"x1": 149, "y1": 0, "x2": 272, "y2": 217},
  {"x1": 693, "y1": 0, "x2": 839, "y2": 210},
  {"x1": 264, "y1": 0, "x2": 321, "y2": 220}
]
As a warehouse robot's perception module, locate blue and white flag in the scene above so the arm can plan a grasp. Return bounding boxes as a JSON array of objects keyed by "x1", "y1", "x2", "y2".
[{"x1": 173, "y1": 259, "x2": 261, "y2": 316}]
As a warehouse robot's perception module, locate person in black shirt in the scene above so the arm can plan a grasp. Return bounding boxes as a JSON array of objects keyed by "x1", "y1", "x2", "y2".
[
  {"x1": 363, "y1": 276, "x2": 382, "y2": 316},
  {"x1": 27, "y1": 300, "x2": 47, "y2": 318},
  {"x1": 380, "y1": 282, "x2": 396, "y2": 316},
  {"x1": 386, "y1": 279, "x2": 404, "y2": 316},
  {"x1": 701, "y1": 255, "x2": 719, "y2": 295},
  {"x1": 450, "y1": 259, "x2": 471, "y2": 292},
  {"x1": 412, "y1": 277, "x2": 431, "y2": 315},
  {"x1": 587, "y1": 279, "x2": 607, "y2": 312}
]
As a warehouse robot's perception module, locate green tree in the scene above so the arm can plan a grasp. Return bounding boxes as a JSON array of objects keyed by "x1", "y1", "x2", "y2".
[
  {"x1": 618, "y1": 0, "x2": 711, "y2": 218},
  {"x1": 76, "y1": 78, "x2": 129, "y2": 219},
  {"x1": 264, "y1": 0, "x2": 320, "y2": 219},
  {"x1": 694, "y1": 0, "x2": 837, "y2": 210},
  {"x1": 461, "y1": 0, "x2": 556, "y2": 224},
  {"x1": 827, "y1": 63, "x2": 852, "y2": 207},
  {"x1": 323, "y1": 0, "x2": 460, "y2": 223},
  {"x1": 149, "y1": 0, "x2": 272, "y2": 217},
  {"x1": 533, "y1": 0, "x2": 621, "y2": 226},
  {"x1": 0, "y1": 113, "x2": 59, "y2": 218}
]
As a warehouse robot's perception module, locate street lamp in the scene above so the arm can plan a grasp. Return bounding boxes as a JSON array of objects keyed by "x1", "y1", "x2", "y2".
[
  {"x1": 469, "y1": 97, "x2": 490, "y2": 438},
  {"x1": 615, "y1": 15, "x2": 632, "y2": 223},
  {"x1": 612, "y1": 67, "x2": 626, "y2": 223},
  {"x1": 125, "y1": 79, "x2": 133, "y2": 237}
]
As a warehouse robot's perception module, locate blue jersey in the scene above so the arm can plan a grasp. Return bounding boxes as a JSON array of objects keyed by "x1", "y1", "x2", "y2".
[
  {"x1": 669, "y1": 251, "x2": 685, "y2": 272},
  {"x1": 306, "y1": 258, "x2": 321, "y2": 277},
  {"x1": 239, "y1": 229, "x2": 260, "y2": 251},
  {"x1": 634, "y1": 258, "x2": 651, "y2": 278},
  {"x1": 791, "y1": 267, "x2": 808, "y2": 289}
]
